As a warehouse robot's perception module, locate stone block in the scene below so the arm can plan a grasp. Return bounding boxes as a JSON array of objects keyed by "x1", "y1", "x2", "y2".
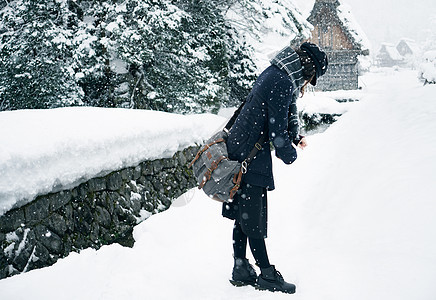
[
  {"x1": 44, "y1": 213, "x2": 68, "y2": 237},
  {"x1": 0, "y1": 209, "x2": 25, "y2": 233},
  {"x1": 116, "y1": 208, "x2": 136, "y2": 226},
  {"x1": 133, "y1": 165, "x2": 142, "y2": 180},
  {"x1": 75, "y1": 203, "x2": 93, "y2": 225},
  {"x1": 184, "y1": 168, "x2": 195, "y2": 182},
  {"x1": 95, "y1": 206, "x2": 111, "y2": 228},
  {"x1": 177, "y1": 151, "x2": 187, "y2": 166},
  {"x1": 34, "y1": 225, "x2": 63, "y2": 255},
  {"x1": 166, "y1": 174, "x2": 177, "y2": 189},
  {"x1": 111, "y1": 210, "x2": 120, "y2": 227},
  {"x1": 139, "y1": 190, "x2": 149, "y2": 204},
  {"x1": 137, "y1": 175, "x2": 147, "y2": 186},
  {"x1": 59, "y1": 204, "x2": 74, "y2": 232},
  {"x1": 122, "y1": 184, "x2": 132, "y2": 201},
  {"x1": 62, "y1": 236, "x2": 73, "y2": 256},
  {"x1": 184, "y1": 147, "x2": 197, "y2": 160},
  {"x1": 105, "y1": 192, "x2": 120, "y2": 215},
  {"x1": 48, "y1": 190, "x2": 72, "y2": 212},
  {"x1": 12, "y1": 230, "x2": 36, "y2": 272},
  {"x1": 27, "y1": 243, "x2": 50, "y2": 270},
  {"x1": 76, "y1": 220, "x2": 91, "y2": 237},
  {"x1": 0, "y1": 252, "x2": 8, "y2": 279},
  {"x1": 89, "y1": 222, "x2": 100, "y2": 244},
  {"x1": 72, "y1": 234, "x2": 89, "y2": 250},
  {"x1": 71, "y1": 187, "x2": 78, "y2": 198},
  {"x1": 121, "y1": 168, "x2": 133, "y2": 181},
  {"x1": 162, "y1": 157, "x2": 174, "y2": 169},
  {"x1": 152, "y1": 179, "x2": 165, "y2": 194},
  {"x1": 88, "y1": 177, "x2": 107, "y2": 193},
  {"x1": 128, "y1": 181, "x2": 138, "y2": 193},
  {"x1": 174, "y1": 168, "x2": 183, "y2": 180},
  {"x1": 113, "y1": 226, "x2": 134, "y2": 248},
  {"x1": 101, "y1": 229, "x2": 114, "y2": 245},
  {"x1": 161, "y1": 197, "x2": 172, "y2": 208},
  {"x1": 118, "y1": 194, "x2": 131, "y2": 209},
  {"x1": 152, "y1": 159, "x2": 164, "y2": 173},
  {"x1": 171, "y1": 153, "x2": 179, "y2": 168},
  {"x1": 24, "y1": 197, "x2": 50, "y2": 226},
  {"x1": 129, "y1": 196, "x2": 141, "y2": 216},
  {"x1": 142, "y1": 162, "x2": 154, "y2": 175},
  {"x1": 143, "y1": 202, "x2": 154, "y2": 212},
  {"x1": 76, "y1": 183, "x2": 89, "y2": 198},
  {"x1": 95, "y1": 191, "x2": 106, "y2": 207},
  {"x1": 107, "y1": 172, "x2": 123, "y2": 191}
]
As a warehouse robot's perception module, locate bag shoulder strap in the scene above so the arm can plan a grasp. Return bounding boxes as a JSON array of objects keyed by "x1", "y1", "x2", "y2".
[
  {"x1": 222, "y1": 100, "x2": 269, "y2": 169},
  {"x1": 245, "y1": 131, "x2": 268, "y2": 165},
  {"x1": 224, "y1": 100, "x2": 245, "y2": 133}
]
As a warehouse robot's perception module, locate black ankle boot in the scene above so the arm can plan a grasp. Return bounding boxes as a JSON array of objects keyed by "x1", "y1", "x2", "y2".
[
  {"x1": 229, "y1": 257, "x2": 257, "y2": 287},
  {"x1": 256, "y1": 265, "x2": 296, "y2": 294}
]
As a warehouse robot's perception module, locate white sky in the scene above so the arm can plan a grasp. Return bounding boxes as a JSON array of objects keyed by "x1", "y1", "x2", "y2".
[{"x1": 296, "y1": 0, "x2": 436, "y2": 53}]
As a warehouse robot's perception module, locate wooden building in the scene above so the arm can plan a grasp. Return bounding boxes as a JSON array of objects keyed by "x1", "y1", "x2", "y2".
[
  {"x1": 295, "y1": 0, "x2": 370, "y2": 91},
  {"x1": 396, "y1": 38, "x2": 420, "y2": 57},
  {"x1": 376, "y1": 43, "x2": 404, "y2": 67}
]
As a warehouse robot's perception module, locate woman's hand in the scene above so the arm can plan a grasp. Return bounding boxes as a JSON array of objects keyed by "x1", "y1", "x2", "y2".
[{"x1": 298, "y1": 137, "x2": 307, "y2": 150}]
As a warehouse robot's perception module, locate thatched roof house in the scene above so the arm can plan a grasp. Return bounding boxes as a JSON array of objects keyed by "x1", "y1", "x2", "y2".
[
  {"x1": 295, "y1": 0, "x2": 370, "y2": 91},
  {"x1": 376, "y1": 43, "x2": 404, "y2": 67},
  {"x1": 396, "y1": 38, "x2": 420, "y2": 57}
]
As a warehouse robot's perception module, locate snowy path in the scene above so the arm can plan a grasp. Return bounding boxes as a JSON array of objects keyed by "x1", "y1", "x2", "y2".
[{"x1": 1, "y1": 69, "x2": 436, "y2": 300}]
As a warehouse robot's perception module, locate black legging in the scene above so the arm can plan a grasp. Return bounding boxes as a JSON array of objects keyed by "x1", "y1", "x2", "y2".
[{"x1": 233, "y1": 221, "x2": 271, "y2": 269}]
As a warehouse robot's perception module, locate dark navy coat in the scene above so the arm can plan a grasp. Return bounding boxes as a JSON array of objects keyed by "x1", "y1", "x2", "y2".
[{"x1": 226, "y1": 65, "x2": 299, "y2": 190}]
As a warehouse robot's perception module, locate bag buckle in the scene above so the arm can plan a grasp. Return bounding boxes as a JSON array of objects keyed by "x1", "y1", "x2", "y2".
[
  {"x1": 255, "y1": 142, "x2": 262, "y2": 150},
  {"x1": 241, "y1": 160, "x2": 248, "y2": 174}
]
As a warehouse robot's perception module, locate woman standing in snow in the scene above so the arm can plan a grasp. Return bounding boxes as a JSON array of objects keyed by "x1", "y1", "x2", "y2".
[{"x1": 223, "y1": 42, "x2": 328, "y2": 294}]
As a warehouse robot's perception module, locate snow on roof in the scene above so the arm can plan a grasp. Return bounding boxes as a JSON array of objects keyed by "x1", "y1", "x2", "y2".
[
  {"x1": 380, "y1": 43, "x2": 403, "y2": 61},
  {"x1": 398, "y1": 38, "x2": 421, "y2": 54},
  {"x1": 423, "y1": 50, "x2": 436, "y2": 60},
  {"x1": 336, "y1": 2, "x2": 372, "y2": 51}
]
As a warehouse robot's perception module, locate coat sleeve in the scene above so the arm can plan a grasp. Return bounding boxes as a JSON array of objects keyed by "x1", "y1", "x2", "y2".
[
  {"x1": 287, "y1": 95, "x2": 299, "y2": 142},
  {"x1": 267, "y1": 79, "x2": 298, "y2": 165}
]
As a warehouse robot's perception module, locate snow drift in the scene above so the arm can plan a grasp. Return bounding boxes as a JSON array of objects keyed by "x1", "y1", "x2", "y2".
[{"x1": 0, "y1": 108, "x2": 224, "y2": 215}]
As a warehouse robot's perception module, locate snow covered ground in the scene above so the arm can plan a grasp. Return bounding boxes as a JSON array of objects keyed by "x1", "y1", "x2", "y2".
[{"x1": 1, "y1": 68, "x2": 436, "y2": 300}]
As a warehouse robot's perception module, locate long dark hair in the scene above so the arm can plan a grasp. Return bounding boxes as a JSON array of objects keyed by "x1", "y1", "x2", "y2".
[
  {"x1": 300, "y1": 75, "x2": 314, "y2": 97},
  {"x1": 296, "y1": 49, "x2": 316, "y2": 97}
]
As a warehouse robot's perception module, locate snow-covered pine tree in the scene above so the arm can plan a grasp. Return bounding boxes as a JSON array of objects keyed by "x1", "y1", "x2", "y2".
[
  {"x1": 70, "y1": 0, "x2": 122, "y2": 108},
  {"x1": 74, "y1": 0, "x2": 257, "y2": 113},
  {"x1": 0, "y1": 0, "x2": 82, "y2": 111},
  {"x1": 69, "y1": 0, "x2": 241, "y2": 113},
  {"x1": 0, "y1": 0, "x2": 310, "y2": 113},
  {"x1": 111, "y1": 0, "x2": 229, "y2": 112},
  {"x1": 170, "y1": 0, "x2": 246, "y2": 112},
  {"x1": 224, "y1": 0, "x2": 312, "y2": 68}
]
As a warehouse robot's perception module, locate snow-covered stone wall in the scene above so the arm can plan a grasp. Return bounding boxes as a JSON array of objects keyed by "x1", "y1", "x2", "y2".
[{"x1": 0, "y1": 146, "x2": 199, "y2": 280}]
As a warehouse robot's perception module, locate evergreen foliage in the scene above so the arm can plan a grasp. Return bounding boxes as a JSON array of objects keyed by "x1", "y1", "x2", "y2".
[
  {"x1": 0, "y1": 0, "x2": 82, "y2": 110},
  {"x1": 0, "y1": 0, "x2": 309, "y2": 113}
]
